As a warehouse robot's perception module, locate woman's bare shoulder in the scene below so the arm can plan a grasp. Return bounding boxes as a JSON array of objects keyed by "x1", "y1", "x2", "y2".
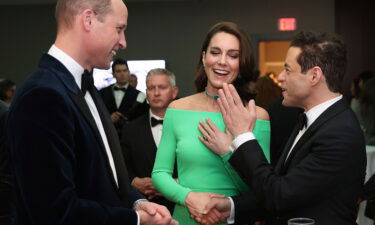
[
  {"x1": 168, "y1": 94, "x2": 202, "y2": 110},
  {"x1": 256, "y1": 106, "x2": 270, "y2": 121}
]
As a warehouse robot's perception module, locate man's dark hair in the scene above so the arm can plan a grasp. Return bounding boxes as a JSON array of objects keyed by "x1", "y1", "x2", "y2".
[
  {"x1": 291, "y1": 31, "x2": 347, "y2": 93},
  {"x1": 0, "y1": 79, "x2": 15, "y2": 101},
  {"x1": 111, "y1": 58, "x2": 128, "y2": 72},
  {"x1": 358, "y1": 70, "x2": 375, "y2": 84}
]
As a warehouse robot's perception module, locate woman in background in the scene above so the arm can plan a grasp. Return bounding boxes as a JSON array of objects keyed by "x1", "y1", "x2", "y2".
[{"x1": 152, "y1": 22, "x2": 270, "y2": 225}]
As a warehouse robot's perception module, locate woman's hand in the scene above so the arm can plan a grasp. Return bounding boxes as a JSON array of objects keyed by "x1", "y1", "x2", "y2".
[
  {"x1": 198, "y1": 118, "x2": 232, "y2": 156},
  {"x1": 185, "y1": 192, "x2": 226, "y2": 218}
]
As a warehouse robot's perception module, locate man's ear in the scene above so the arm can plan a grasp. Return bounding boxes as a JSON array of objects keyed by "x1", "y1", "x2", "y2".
[
  {"x1": 81, "y1": 9, "x2": 95, "y2": 31},
  {"x1": 310, "y1": 66, "x2": 323, "y2": 86},
  {"x1": 172, "y1": 87, "x2": 179, "y2": 99}
]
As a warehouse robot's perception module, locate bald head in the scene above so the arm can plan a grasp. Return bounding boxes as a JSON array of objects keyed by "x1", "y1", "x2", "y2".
[{"x1": 55, "y1": 0, "x2": 112, "y2": 30}]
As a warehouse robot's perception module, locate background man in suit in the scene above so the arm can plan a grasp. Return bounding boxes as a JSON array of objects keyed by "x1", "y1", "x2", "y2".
[
  {"x1": 198, "y1": 31, "x2": 366, "y2": 225},
  {"x1": 5, "y1": 0, "x2": 177, "y2": 224},
  {"x1": 121, "y1": 68, "x2": 178, "y2": 212},
  {"x1": 129, "y1": 73, "x2": 138, "y2": 89},
  {"x1": 100, "y1": 58, "x2": 148, "y2": 136}
]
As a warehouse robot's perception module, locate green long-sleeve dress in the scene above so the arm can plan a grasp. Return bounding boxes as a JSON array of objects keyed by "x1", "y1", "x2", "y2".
[{"x1": 152, "y1": 108, "x2": 270, "y2": 225}]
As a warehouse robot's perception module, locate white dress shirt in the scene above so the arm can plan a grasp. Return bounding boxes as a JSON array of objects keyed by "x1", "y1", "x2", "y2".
[
  {"x1": 48, "y1": 45, "x2": 118, "y2": 185},
  {"x1": 113, "y1": 83, "x2": 128, "y2": 108},
  {"x1": 112, "y1": 83, "x2": 146, "y2": 109},
  {"x1": 149, "y1": 110, "x2": 164, "y2": 147},
  {"x1": 285, "y1": 95, "x2": 342, "y2": 160}
]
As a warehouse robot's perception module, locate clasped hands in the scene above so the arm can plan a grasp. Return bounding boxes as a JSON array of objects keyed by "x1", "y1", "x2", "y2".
[
  {"x1": 186, "y1": 192, "x2": 231, "y2": 225},
  {"x1": 135, "y1": 201, "x2": 178, "y2": 225}
]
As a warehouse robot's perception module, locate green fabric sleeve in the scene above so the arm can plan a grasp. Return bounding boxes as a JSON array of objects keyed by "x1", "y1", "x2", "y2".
[
  {"x1": 254, "y1": 119, "x2": 271, "y2": 163},
  {"x1": 152, "y1": 110, "x2": 191, "y2": 206}
]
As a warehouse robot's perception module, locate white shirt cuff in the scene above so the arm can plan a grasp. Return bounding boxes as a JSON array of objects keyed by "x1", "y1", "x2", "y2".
[
  {"x1": 230, "y1": 132, "x2": 255, "y2": 151},
  {"x1": 136, "y1": 211, "x2": 140, "y2": 225},
  {"x1": 227, "y1": 197, "x2": 235, "y2": 224}
]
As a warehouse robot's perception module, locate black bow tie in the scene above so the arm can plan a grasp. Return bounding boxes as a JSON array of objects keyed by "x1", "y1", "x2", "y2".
[
  {"x1": 114, "y1": 86, "x2": 126, "y2": 92},
  {"x1": 151, "y1": 117, "x2": 163, "y2": 127},
  {"x1": 81, "y1": 69, "x2": 94, "y2": 95},
  {"x1": 297, "y1": 113, "x2": 308, "y2": 131}
]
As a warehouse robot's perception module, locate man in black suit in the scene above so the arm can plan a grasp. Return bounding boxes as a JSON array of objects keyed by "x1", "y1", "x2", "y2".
[
  {"x1": 100, "y1": 58, "x2": 148, "y2": 136},
  {"x1": 5, "y1": 0, "x2": 177, "y2": 224},
  {"x1": 199, "y1": 31, "x2": 366, "y2": 225},
  {"x1": 121, "y1": 68, "x2": 178, "y2": 212}
]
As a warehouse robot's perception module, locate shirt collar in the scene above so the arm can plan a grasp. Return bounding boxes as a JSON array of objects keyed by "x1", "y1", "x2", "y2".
[
  {"x1": 305, "y1": 95, "x2": 343, "y2": 127},
  {"x1": 48, "y1": 45, "x2": 85, "y2": 89},
  {"x1": 113, "y1": 83, "x2": 129, "y2": 89},
  {"x1": 149, "y1": 109, "x2": 163, "y2": 120}
]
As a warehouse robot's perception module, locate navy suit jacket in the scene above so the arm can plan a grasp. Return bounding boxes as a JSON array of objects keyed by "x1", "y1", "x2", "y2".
[
  {"x1": 230, "y1": 98, "x2": 366, "y2": 225},
  {"x1": 6, "y1": 54, "x2": 143, "y2": 225}
]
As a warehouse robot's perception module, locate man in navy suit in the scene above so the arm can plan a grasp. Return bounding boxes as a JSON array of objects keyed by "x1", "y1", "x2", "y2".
[
  {"x1": 121, "y1": 68, "x2": 179, "y2": 213},
  {"x1": 5, "y1": 0, "x2": 177, "y2": 224},
  {"x1": 100, "y1": 58, "x2": 148, "y2": 137},
  {"x1": 198, "y1": 31, "x2": 366, "y2": 225}
]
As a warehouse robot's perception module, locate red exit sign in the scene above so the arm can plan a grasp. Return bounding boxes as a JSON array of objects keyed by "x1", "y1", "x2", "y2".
[{"x1": 278, "y1": 18, "x2": 296, "y2": 31}]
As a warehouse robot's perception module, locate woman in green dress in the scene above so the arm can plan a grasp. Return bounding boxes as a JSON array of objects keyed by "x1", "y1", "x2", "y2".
[{"x1": 152, "y1": 22, "x2": 270, "y2": 225}]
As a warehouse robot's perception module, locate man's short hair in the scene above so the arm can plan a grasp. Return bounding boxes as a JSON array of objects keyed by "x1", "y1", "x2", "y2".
[
  {"x1": 146, "y1": 68, "x2": 176, "y2": 87},
  {"x1": 55, "y1": 0, "x2": 112, "y2": 30},
  {"x1": 111, "y1": 58, "x2": 128, "y2": 72},
  {"x1": 0, "y1": 79, "x2": 15, "y2": 101},
  {"x1": 291, "y1": 31, "x2": 347, "y2": 93}
]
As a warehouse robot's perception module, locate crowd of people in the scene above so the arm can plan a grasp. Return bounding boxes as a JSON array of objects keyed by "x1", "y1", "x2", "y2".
[{"x1": 0, "y1": 0, "x2": 374, "y2": 225}]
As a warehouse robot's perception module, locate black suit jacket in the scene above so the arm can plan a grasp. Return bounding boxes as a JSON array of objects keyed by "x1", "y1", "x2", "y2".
[
  {"x1": 121, "y1": 112, "x2": 175, "y2": 212},
  {"x1": 99, "y1": 84, "x2": 148, "y2": 122},
  {"x1": 266, "y1": 98, "x2": 303, "y2": 166},
  {"x1": 6, "y1": 54, "x2": 143, "y2": 225},
  {"x1": 230, "y1": 98, "x2": 366, "y2": 225}
]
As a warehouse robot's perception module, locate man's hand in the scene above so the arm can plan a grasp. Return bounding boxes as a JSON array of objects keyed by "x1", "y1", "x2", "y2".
[
  {"x1": 193, "y1": 197, "x2": 231, "y2": 225},
  {"x1": 110, "y1": 111, "x2": 122, "y2": 122},
  {"x1": 217, "y1": 83, "x2": 257, "y2": 137},
  {"x1": 132, "y1": 177, "x2": 161, "y2": 199},
  {"x1": 136, "y1": 201, "x2": 178, "y2": 225},
  {"x1": 185, "y1": 192, "x2": 226, "y2": 218}
]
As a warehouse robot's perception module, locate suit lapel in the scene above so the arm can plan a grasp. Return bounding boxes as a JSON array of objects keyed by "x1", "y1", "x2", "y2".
[
  {"x1": 90, "y1": 90, "x2": 131, "y2": 199},
  {"x1": 108, "y1": 87, "x2": 118, "y2": 110},
  {"x1": 141, "y1": 114, "x2": 158, "y2": 164},
  {"x1": 40, "y1": 54, "x2": 130, "y2": 198},
  {"x1": 68, "y1": 91, "x2": 103, "y2": 144},
  {"x1": 275, "y1": 127, "x2": 300, "y2": 174},
  {"x1": 118, "y1": 86, "x2": 137, "y2": 113},
  {"x1": 39, "y1": 54, "x2": 107, "y2": 150},
  {"x1": 68, "y1": 89, "x2": 124, "y2": 192},
  {"x1": 118, "y1": 90, "x2": 128, "y2": 112},
  {"x1": 281, "y1": 99, "x2": 348, "y2": 172}
]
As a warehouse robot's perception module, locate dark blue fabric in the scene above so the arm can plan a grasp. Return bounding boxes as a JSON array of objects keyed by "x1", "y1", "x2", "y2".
[{"x1": 6, "y1": 54, "x2": 142, "y2": 225}]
